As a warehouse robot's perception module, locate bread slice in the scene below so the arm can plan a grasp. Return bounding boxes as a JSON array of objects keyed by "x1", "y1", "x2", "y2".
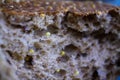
[{"x1": 0, "y1": 0, "x2": 120, "y2": 80}]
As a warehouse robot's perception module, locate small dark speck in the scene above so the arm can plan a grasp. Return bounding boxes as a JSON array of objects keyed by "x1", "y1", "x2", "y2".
[
  {"x1": 75, "y1": 53, "x2": 80, "y2": 59},
  {"x1": 6, "y1": 59, "x2": 12, "y2": 65},
  {"x1": 115, "y1": 58, "x2": 120, "y2": 67},
  {"x1": 81, "y1": 53, "x2": 87, "y2": 57}
]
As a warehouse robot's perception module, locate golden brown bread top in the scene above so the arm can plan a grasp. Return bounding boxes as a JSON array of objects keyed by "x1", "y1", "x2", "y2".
[{"x1": 1, "y1": 0, "x2": 119, "y2": 16}]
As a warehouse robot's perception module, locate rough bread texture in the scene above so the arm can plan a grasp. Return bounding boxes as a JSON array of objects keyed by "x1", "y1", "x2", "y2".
[
  {"x1": 0, "y1": 0, "x2": 24, "y2": 3},
  {"x1": 0, "y1": 1, "x2": 120, "y2": 80}
]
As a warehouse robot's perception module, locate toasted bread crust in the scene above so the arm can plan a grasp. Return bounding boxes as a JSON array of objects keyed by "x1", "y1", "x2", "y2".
[{"x1": 1, "y1": 0, "x2": 119, "y2": 16}]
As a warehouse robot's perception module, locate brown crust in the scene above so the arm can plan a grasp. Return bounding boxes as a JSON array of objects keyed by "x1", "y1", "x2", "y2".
[{"x1": 1, "y1": 0, "x2": 119, "y2": 16}]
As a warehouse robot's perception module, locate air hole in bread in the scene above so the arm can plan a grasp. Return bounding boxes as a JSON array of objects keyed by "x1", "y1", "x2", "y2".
[
  {"x1": 63, "y1": 44, "x2": 80, "y2": 57},
  {"x1": 47, "y1": 24, "x2": 59, "y2": 34},
  {"x1": 91, "y1": 28, "x2": 118, "y2": 43},
  {"x1": 82, "y1": 14, "x2": 97, "y2": 22},
  {"x1": 6, "y1": 50, "x2": 23, "y2": 61},
  {"x1": 105, "y1": 63, "x2": 114, "y2": 70},
  {"x1": 105, "y1": 32, "x2": 118, "y2": 42},
  {"x1": 91, "y1": 28, "x2": 105, "y2": 39},
  {"x1": 54, "y1": 69, "x2": 66, "y2": 77},
  {"x1": 92, "y1": 70, "x2": 99, "y2": 80},
  {"x1": 34, "y1": 42, "x2": 42, "y2": 50},
  {"x1": 115, "y1": 58, "x2": 120, "y2": 67},
  {"x1": 105, "y1": 58, "x2": 111, "y2": 63},
  {"x1": 75, "y1": 52, "x2": 88, "y2": 59},
  {"x1": 68, "y1": 28, "x2": 89, "y2": 38},
  {"x1": 52, "y1": 45, "x2": 56, "y2": 48},
  {"x1": 108, "y1": 10, "x2": 119, "y2": 18},
  {"x1": 34, "y1": 29, "x2": 46, "y2": 37},
  {"x1": 10, "y1": 24, "x2": 23, "y2": 29},
  {"x1": 84, "y1": 23, "x2": 90, "y2": 28},
  {"x1": 56, "y1": 55, "x2": 70, "y2": 62},
  {"x1": 6, "y1": 50, "x2": 13, "y2": 58},
  {"x1": 72, "y1": 78, "x2": 80, "y2": 80},
  {"x1": 80, "y1": 53, "x2": 87, "y2": 57},
  {"x1": 75, "y1": 53, "x2": 81, "y2": 59},
  {"x1": 81, "y1": 67, "x2": 89, "y2": 73},
  {"x1": 65, "y1": 12, "x2": 78, "y2": 24},
  {"x1": 23, "y1": 25, "x2": 39, "y2": 34},
  {"x1": 93, "y1": 21, "x2": 100, "y2": 26},
  {"x1": 24, "y1": 55, "x2": 34, "y2": 69},
  {"x1": 0, "y1": 44, "x2": 6, "y2": 48}
]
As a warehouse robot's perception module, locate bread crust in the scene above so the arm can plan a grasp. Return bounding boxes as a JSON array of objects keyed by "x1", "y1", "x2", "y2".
[{"x1": 1, "y1": 0, "x2": 119, "y2": 16}]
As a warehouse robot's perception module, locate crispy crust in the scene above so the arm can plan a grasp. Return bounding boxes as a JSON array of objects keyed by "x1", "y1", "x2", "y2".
[{"x1": 1, "y1": 0, "x2": 119, "y2": 16}]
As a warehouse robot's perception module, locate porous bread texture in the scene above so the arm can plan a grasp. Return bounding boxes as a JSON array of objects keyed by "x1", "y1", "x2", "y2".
[
  {"x1": 0, "y1": 0, "x2": 23, "y2": 3},
  {"x1": 0, "y1": 7, "x2": 120, "y2": 80},
  {"x1": 0, "y1": 46, "x2": 18, "y2": 80}
]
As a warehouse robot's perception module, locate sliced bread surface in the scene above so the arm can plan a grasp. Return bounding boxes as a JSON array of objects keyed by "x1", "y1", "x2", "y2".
[{"x1": 0, "y1": 1, "x2": 120, "y2": 80}]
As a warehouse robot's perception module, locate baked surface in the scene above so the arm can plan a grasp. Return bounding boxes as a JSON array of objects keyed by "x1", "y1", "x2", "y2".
[
  {"x1": 1, "y1": 0, "x2": 118, "y2": 15},
  {"x1": 0, "y1": 0, "x2": 120, "y2": 80}
]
